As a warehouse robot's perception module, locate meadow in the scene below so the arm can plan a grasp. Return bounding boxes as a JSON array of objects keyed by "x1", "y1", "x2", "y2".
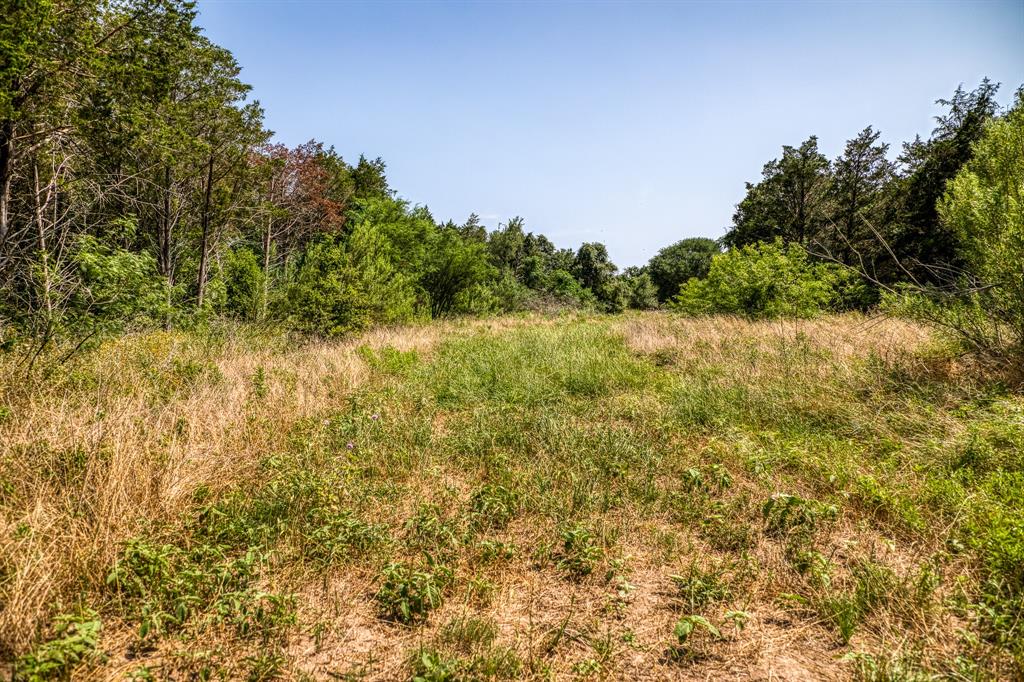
[{"x1": 1, "y1": 313, "x2": 1021, "y2": 680}]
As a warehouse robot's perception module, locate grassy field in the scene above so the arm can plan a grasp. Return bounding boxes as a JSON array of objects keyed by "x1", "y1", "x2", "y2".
[{"x1": 1, "y1": 313, "x2": 1021, "y2": 680}]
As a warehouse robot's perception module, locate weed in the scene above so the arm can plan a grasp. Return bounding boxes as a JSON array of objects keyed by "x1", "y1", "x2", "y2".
[
  {"x1": 405, "y1": 503, "x2": 464, "y2": 554},
  {"x1": 15, "y1": 611, "x2": 103, "y2": 681},
  {"x1": 843, "y1": 651, "x2": 932, "y2": 682},
  {"x1": 476, "y1": 539, "x2": 517, "y2": 563},
  {"x1": 762, "y1": 493, "x2": 837, "y2": 539},
  {"x1": 469, "y1": 484, "x2": 521, "y2": 530},
  {"x1": 376, "y1": 559, "x2": 453, "y2": 624},
  {"x1": 106, "y1": 537, "x2": 293, "y2": 642},
  {"x1": 669, "y1": 562, "x2": 732, "y2": 611},
  {"x1": 818, "y1": 592, "x2": 861, "y2": 644},
  {"x1": 668, "y1": 614, "x2": 722, "y2": 661},
  {"x1": 244, "y1": 650, "x2": 288, "y2": 681},
  {"x1": 556, "y1": 525, "x2": 603, "y2": 578}
]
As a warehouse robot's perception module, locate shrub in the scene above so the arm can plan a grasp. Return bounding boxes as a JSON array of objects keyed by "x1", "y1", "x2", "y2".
[
  {"x1": 672, "y1": 239, "x2": 849, "y2": 319},
  {"x1": 622, "y1": 269, "x2": 660, "y2": 309},
  {"x1": 888, "y1": 92, "x2": 1024, "y2": 365},
  {"x1": 221, "y1": 248, "x2": 266, "y2": 321},
  {"x1": 648, "y1": 237, "x2": 721, "y2": 302},
  {"x1": 15, "y1": 611, "x2": 103, "y2": 680},
  {"x1": 285, "y1": 226, "x2": 418, "y2": 336},
  {"x1": 376, "y1": 560, "x2": 453, "y2": 623}
]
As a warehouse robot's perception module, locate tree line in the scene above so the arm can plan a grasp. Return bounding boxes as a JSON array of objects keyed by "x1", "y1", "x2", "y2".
[{"x1": 1, "y1": 0, "x2": 1020, "y2": 361}]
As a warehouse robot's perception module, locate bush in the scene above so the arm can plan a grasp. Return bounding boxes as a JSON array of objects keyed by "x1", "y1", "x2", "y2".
[
  {"x1": 220, "y1": 248, "x2": 266, "y2": 321},
  {"x1": 623, "y1": 270, "x2": 660, "y2": 310},
  {"x1": 889, "y1": 92, "x2": 1023, "y2": 365},
  {"x1": 70, "y1": 233, "x2": 167, "y2": 332},
  {"x1": 648, "y1": 237, "x2": 720, "y2": 302},
  {"x1": 672, "y1": 239, "x2": 848, "y2": 319},
  {"x1": 285, "y1": 226, "x2": 419, "y2": 336}
]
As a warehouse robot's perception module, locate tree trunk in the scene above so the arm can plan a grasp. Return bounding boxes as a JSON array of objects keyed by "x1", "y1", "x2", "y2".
[
  {"x1": 196, "y1": 154, "x2": 214, "y2": 307},
  {"x1": 262, "y1": 176, "x2": 274, "y2": 319},
  {"x1": 0, "y1": 118, "x2": 14, "y2": 249},
  {"x1": 32, "y1": 161, "x2": 53, "y2": 321}
]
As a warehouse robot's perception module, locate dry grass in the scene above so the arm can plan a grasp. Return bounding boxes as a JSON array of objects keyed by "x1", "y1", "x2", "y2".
[{"x1": 1, "y1": 313, "x2": 1021, "y2": 680}]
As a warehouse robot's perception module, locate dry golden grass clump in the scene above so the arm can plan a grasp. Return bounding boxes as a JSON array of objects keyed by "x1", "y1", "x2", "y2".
[{"x1": 1, "y1": 313, "x2": 1021, "y2": 680}]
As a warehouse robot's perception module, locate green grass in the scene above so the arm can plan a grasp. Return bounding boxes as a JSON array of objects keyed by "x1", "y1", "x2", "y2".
[{"x1": 2, "y1": 314, "x2": 1022, "y2": 679}]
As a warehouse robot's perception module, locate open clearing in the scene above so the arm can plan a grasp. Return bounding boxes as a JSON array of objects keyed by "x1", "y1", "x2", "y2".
[{"x1": 1, "y1": 313, "x2": 1021, "y2": 680}]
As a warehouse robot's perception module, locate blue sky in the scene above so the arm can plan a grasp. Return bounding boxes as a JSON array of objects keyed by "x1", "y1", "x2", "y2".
[{"x1": 196, "y1": 0, "x2": 1023, "y2": 267}]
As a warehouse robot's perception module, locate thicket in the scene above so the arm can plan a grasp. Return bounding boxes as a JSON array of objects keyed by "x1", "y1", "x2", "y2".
[{"x1": 1, "y1": 1, "x2": 1021, "y2": 373}]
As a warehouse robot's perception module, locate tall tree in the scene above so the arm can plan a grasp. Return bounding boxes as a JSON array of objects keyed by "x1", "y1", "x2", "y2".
[
  {"x1": 889, "y1": 79, "x2": 1001, "y2": 282},
  {"x1": 827, "y1": 126, "x2": 895, "y2": 268},
  {"x1": 577, "y1": 240, "x2": 614, "y2": 290},
  {"x1": 725, "y1": 136, "x2": 832, "y2": 249},
  {"x1": 647, "y1": 237, "x2": 720, "y2": 301}
]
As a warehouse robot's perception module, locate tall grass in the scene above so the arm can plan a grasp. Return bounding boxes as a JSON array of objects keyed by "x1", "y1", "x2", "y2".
[{"x1": 1, "y1": 313, "x2": 1021, "y2": 679}]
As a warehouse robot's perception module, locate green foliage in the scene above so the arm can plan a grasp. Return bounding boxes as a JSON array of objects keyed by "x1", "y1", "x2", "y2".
[
  {"x1": 670, "y1": 563, "x2": 732, "y2": 611},
  {"x1": 671, "y1": 614, "x2": 722, "y2": 657},
  {"x1": 69, "y1": 233, "x2": 167, "y2": 332},
  {"x1": 966, "y1": 471, "x2": 1024, "y2": 660},
  {"x1": 106, "y1": 537, "x2": 294, "y2": 642},
  {"x1": 930, "y1": 91, "x2": 1023, "y2": 359},
  {"x1": 762, "y1": 493, "x2": 838, "y2": 540},
  {"x1": 725, "y1": 136, "x2": 831, "y2": 249},
  {"x1": 622, "y1": 269, "x2": 659, "y2": 309},
  {"x1": 469, "y1": 484, "x2": 521, "y2": 530},
  {"x1": 556, "y1": 525, "x2": 603, "y2": 578},
  {"x1": 647, "y1": 238, "x2": 720, "y2": 302},
  {"x1": 672, "y1": 239, "x2": 848, "y2": 319},
  {"x1": 15, "y1": 611, "x2": 103, "y2": 681},
  {"x1": 375, "y1": 560, "x2": 453, "y2": 623},
  {"x1": 574, "y1": 242, "x2": 622, "y2": 311},
  {"x1": 891, "y1": 79, "x2": 1002, "y2": 283},
  {"x1": 221, "y1": 248, "x2": 266, "y2": 320},
  {"x1": 286, "y1": 228, "x2": 418, "y2": 336},
  {"x1": 423, "y1": 225, "x2": 495, "y2": 317}
]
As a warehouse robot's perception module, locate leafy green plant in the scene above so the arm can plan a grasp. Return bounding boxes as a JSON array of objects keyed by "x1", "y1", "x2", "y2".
[
  {"x1": 376, "y1": 559, "x2": 453, "y2": 623},
  {"x1": 106, "y1": 537, "x2": 293, "y2": 642},
  {"x1": 669, "y1": 563, "x2": 732, "y2": 611},
  {"x1": 888, "y1": 90, "x2": 1024, "y2": 364},
  {"x1": 469, "y1": 484, "x2": 520, "y2": 530},
  {"x1": 404, "y1": 503, "x2": 463, "y2": 553},
  {"x1": 556, "y1": 525, "x2": 603, "y2": 578},
  {"x1": 301, "y1": 507, "x2": 387, "y2": 565},
  {"x1": 672, "y1": 239, "x2": 850, "y2": 319},
  {"x1": 819, "y1": 592, "x2": 861, "y2": 644},
  {"x1": 669, "y1": 614, "x2": 722, "y2": 660},
  {"x1": 762, "y1": 493, "x2": 838, "y2": 539},
  {"x1": 674, "y1": 615, "x2": 721, "y2": 644},
  {"x1": 15, "y1": 611, "x2": 103, "y2": 681}
]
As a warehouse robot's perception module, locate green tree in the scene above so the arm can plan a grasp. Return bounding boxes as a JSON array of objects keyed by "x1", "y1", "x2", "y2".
[
  {"x1": 622, "y1": 268, "x2": 659, "y2": 309},
  {"x1": 827, "y1": 126, "x2": 895, "y2": 268},
  {"x1": 888, "y1": 79, "x2": 1001, "y2": 282},
  {"x1": 221, "y1": 248, "x2": 266, "y2": 321},
  {"x1": 422, "y1": 225, "x2": 494, "y2": 317},
  {"x1": 647, "y1": 238, "x2": 720, "y2": 301},
  {"x1": 286, "y1": 227, "x2": 417, "y2": 337},
  {"x1": 897, "y1": 91, "x2": 1024, "y2": 360},
  {"x1": 725, "y1": 137, "x2": 832, "y2": 249},
  {"x1": 673, "y1": 239, "x2": 847, "y2": 319}
]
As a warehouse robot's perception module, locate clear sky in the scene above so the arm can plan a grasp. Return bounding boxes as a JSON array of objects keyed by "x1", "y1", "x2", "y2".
[{"x1": 195, "y1": 0, "x2": 1023, "y2": 267}]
